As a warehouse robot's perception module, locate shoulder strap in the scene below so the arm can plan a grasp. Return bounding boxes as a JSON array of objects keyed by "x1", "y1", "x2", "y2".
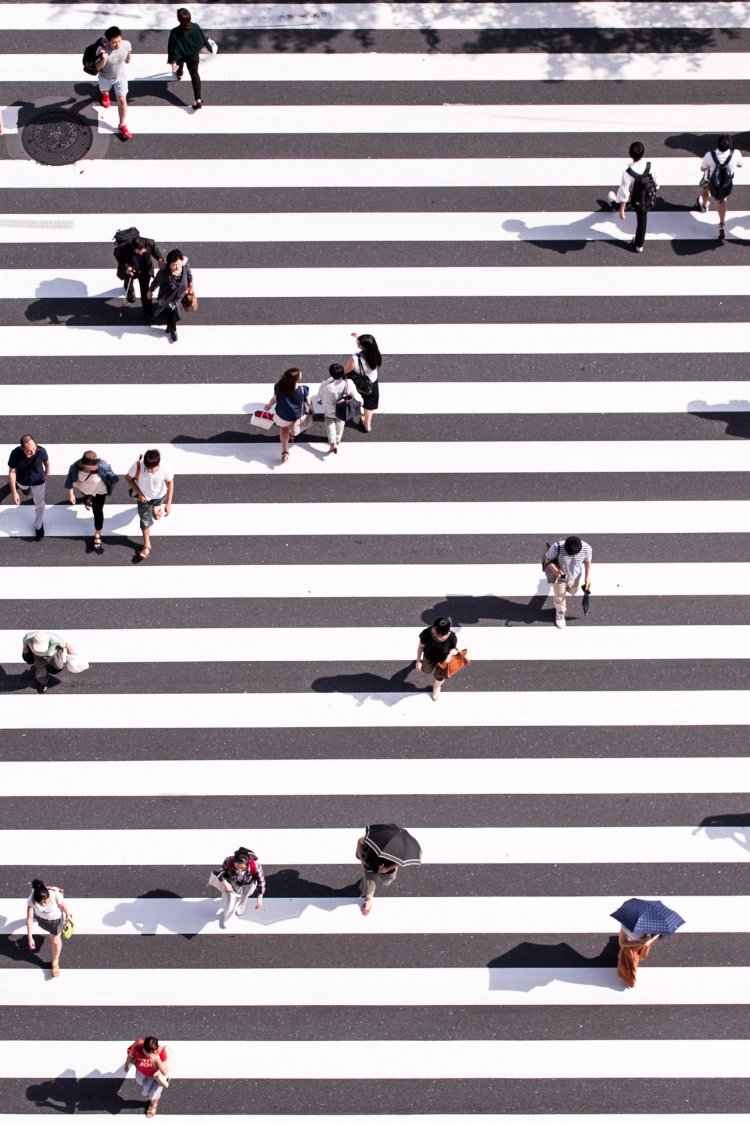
[
  {"x1": 644, "y1": 161, "x2": 651, "y2": 175},
  {"x1": 134, "y1": 455, "x2": 142, "y2": 482},
  {"x1": 626, "y1": 166, "x2": 636, "y2": 180}
]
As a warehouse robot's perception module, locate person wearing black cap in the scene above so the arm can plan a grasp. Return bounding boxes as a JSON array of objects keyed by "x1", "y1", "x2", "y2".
[
  {"x1": 64, "y1": 450, "x2": 119, "y2": 554},
  {"x1": 542, "y1": 535, "x2": 592, "y2": 629}
]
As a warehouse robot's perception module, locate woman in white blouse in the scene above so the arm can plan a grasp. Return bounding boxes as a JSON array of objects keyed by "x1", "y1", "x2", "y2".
[{"x1": 26, "y1": 878, "x2": 72, "y2": 976}]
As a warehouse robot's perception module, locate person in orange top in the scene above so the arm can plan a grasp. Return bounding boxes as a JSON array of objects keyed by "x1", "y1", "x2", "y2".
[
  {"x1": 617, "y1": 926, "x2": 660, "y2": 988},
  {"x1": 123, "y1": 1036, "x2": 170, "y2": 1117}
]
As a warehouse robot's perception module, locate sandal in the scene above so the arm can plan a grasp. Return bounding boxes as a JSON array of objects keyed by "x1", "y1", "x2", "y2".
[
  {"x1": 139, "y1": 546, "x2": 151, "y2": 560},
  {"x1": 84, "y1": 496, "x2": 93, "y2": 510},
  {"x1": 51, "y1": 963, "x2": 61, "y2": 977},
  {"x1": 281, "y1": 452, "x2": 289, "y2": 463},
  {"x1": 193, "y1": 99, "x2": 202, "y2": 110},
  {"x1": 146, "y1": 1101, "x2": 158, "y2": 1118},
  {"x1": 93, "y1": 534, "x2": 103, "y2": 553},
  {"x1": 361, "y1": 898, "x2": 372, "y2": 916}
]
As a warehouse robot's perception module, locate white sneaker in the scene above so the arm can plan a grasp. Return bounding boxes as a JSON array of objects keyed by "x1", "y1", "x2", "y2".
[
  {"x1": 607, "y1": 190, "x2": 618, "y2": 211},
  {"x1": 555, "y1": 614, "x2": 566, "y2": 629}
]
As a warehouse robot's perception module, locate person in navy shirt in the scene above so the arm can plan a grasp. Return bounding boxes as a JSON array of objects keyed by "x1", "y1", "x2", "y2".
[{"x1": 8, "y1": 434, "x2": 49, "y2": 541}]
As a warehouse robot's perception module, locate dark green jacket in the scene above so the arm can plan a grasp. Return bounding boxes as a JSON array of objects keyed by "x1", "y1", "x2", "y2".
[{"x1": 167, "y1": 22, "x2": 210, "y2": 63}]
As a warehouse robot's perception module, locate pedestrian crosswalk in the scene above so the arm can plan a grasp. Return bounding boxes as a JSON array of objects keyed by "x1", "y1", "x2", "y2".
[{"x1": 2, "y1": 0, "x2": 750, "y2": 1119}]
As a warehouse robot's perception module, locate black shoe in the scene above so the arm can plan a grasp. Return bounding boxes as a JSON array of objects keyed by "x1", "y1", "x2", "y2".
[
  {"x1": 169, "y1": 329, "x2": 178, "y2": 342},
  {"x1": 35, "y1": 525, "x2": 44, "y2": 541},
  {"x1": 36, "y1": 682, "x2": 47, "y2": 694}
]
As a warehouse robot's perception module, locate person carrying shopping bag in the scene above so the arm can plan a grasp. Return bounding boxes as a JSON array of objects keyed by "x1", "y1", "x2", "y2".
[
  {"x1": 213, "y1": 846, "x2": 265, "y2": 928},
  {"x1": 265, "y1": 367, "x2": 313, "y2": 463},
  {"x1": 26, "y1": 878, "x2": 73, "y2": 977},
  {"x1": 123, "y1": 1036, "x2": 170, "y2": 1118},
  {"x1": 167, "y1": 7, "x2": 213, "y2": 110}
]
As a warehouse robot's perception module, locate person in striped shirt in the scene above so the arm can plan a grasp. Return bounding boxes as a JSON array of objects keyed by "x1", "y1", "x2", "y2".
[{"x1": 542, "y1": 536, "x2": 592, "y2": 629}]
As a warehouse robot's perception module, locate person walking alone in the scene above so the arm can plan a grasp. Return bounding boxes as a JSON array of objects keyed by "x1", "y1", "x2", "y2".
[
  {"x1": 607, "y1": 141, "x2": 658, "y2": 253},
  {"x1": 617, "y1": 926, "x2": 660, "y2": 988},
  {"x1": 26, "y1": 878, "x2": 72, "y2": 977},
  {"x1": 698, "y1": 134, "x2": 743, "y2": 241},
  {"x1": 416, "y1": 616, "x2": 458, "y2": 702},
  {"x1": 125, "y1": 449, "x2": 174, "y2": 561},
  {"x1": 542, "y1": 535, "x2": 592, "y2": 629},
  {"x1": 215, "y1": 846, "x2": 265, "y2": 928},
  {"x1": 95, "y1": 26, "x2": 133, "y2": 140},
  {"x1": 265, "y1": 368, "x2": 313, "y2": 463},
  {"x1": 8, "y1": 433, "x2": 49, "y2": 541},
  {"x1": 22, "y1": 630, "x2": 76, "y2": 694},
  {"x1": 356, "y1": 834, "x2": 398, "y2": 916},
  {"x1": 123, "y1": 1037, "x2": 170, "y2": 1117},
  {"x1": 167, "y1": 8, "x2": 212, "y2": 110},
  {"x1": 342, "y1": 332, "x2": 382, "y2": 432},
  {"x1": 65, "y1": 450, "x2": 119, "y2": 554}
]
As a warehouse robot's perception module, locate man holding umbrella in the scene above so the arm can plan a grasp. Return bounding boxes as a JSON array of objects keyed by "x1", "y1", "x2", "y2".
[{"x1": 356, "y1": 824, "x2": 422, "y2": 916}]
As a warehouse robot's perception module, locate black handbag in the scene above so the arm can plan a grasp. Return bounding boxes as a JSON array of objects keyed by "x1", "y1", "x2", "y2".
[{"x1": 335, "y1": 380, "x2": 362, "y2": 423}]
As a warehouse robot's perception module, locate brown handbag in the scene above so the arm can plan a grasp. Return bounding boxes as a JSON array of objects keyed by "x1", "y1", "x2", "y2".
[
  {"x1": 182, "y1": 291, "x2": 198, "y2": 312},
  {"x1": 436, "y1": 649, "x2": 470, "y2": 681}
]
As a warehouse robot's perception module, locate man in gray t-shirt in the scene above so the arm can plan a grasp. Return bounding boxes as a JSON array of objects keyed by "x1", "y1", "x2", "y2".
[{"x1": 95, "y1": 25, "x2": 133, "y2": 139}]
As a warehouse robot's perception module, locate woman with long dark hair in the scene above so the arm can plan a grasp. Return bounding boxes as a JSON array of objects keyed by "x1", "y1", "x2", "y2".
[
  {"x1": 343, "y1": 331, "x2": 382, "y2": 433},
  {"x1": 265, "y1": 367, "x2": 313, "y2": 463},
  {"x1": 123, "y1": 1036, "x2": 170, "y2": 1117},
  {"x1": 167, "y1": 7, "x2": 211, "y2": 110},
  {"x1": 25, "y1": 878, "x2": 72, "y2": 976}
]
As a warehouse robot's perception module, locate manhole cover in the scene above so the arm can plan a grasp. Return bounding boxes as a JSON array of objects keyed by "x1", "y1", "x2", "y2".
[{"x1": 21, "y1": 109, "x2": 93, "y2": 166}]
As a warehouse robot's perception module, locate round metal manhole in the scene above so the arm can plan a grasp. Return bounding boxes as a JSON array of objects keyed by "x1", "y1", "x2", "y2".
[{"x1": 21, "y1": 109, "x2": 93, "y2": 166}]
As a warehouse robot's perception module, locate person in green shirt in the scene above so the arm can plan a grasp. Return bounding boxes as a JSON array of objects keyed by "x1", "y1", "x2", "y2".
[{"x1": 167, "y1": 7, "x2": 212, "y2": 110}]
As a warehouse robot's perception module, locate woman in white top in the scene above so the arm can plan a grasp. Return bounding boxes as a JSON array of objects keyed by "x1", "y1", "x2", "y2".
[
  {"x1": 342, "y1": 331, "x2": 381, "y2": 433},
  {"x1": 26, "y1": 878, "x2": 72, "y2": 977},
  {"x1": 64, "y1": 450, "x2": 119, "y2": 554},
  {"x1": 316, "y1": 362, "x2": 360, "y2": 453}
]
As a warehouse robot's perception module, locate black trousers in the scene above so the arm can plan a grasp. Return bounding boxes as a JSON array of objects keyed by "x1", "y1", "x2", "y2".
[
  {"x1": 152, "y1": 303, "x2": 181, "y2": 333},
  {"x1": 90, "y1": 492, "x2": 106, "y2": 532},
  {"x1": 176, "y1": 52, "x2": 202, "y2": 100},
  {"x1": 633, "y1": 207, "x2": 648, "y2": 249},
  {"x1": 124, "y1": 271, "x2": 154, "y2": 322}
]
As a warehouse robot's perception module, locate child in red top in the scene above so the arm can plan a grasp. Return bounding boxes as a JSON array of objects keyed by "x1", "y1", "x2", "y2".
[{"x1": 123, "y1": 1036, "x2": 169, "y2": 1117}]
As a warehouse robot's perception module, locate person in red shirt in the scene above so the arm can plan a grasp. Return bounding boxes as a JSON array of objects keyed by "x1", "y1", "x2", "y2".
[{"x1": 123, "y1": 1036, "x2": 169, "y2": 1117}]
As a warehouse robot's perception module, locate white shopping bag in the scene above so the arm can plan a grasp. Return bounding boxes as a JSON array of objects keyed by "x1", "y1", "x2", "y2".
[{"x1": 66, "y1": 653, "x2": 89, "y2": 674}]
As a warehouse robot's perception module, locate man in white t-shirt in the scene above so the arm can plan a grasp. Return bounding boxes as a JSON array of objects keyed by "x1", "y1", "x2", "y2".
[
  {"x1": 125, "y1": 448, "x2": 175, "y2": 561},
  {"x1": 698, "y1": 134, "x2": 743, "y2": 241},
  {"x1": 607, "y1": 140, "x2": 659, "y2": 253},
  {"x1": 95, "y1": 25, "x2": 133, "y2": 140}
]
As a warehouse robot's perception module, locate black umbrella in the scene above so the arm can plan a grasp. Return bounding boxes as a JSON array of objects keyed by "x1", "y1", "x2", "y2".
[
  {"x1": 582, "y1": 583, "x2": 591, "y2": 615},
  {"x1": 364, "y1": 824, "x2": 422, "y2": 867}
]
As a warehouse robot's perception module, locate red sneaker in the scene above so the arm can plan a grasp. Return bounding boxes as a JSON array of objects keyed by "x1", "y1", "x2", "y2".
[
  {"x1": 100, "y1": 91, "x2": 110, "y2": 109},
  {"x1": 119, "y1": 124, "x2": 133, "y2": 140}
]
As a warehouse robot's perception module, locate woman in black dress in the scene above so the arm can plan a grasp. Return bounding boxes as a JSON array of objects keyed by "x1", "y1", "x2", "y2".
[
  {"x1": 146, "y1": 248, "x2": 194, "y2": 342},
  {"x1": 343, "y1": 331, "x2": 382, "y2": 433},
  {"x1": 415, "y1": 616, "x2": 458, "y2": 702}
]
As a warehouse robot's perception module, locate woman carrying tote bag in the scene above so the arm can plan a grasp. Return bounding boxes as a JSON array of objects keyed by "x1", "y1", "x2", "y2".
[{"x1": 316, "y1": 362, "x2": 360, "y2": 454}]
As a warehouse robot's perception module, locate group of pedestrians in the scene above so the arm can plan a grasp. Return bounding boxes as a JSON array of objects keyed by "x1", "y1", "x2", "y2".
[
  {"x1": 113, "y1": 229, "x2": 195, "y2": 341},
  {"x1": 89, "y1": 8, "x2": 213, "y2": 140},
  {"x1": 609, "y1": 135, "x2": 743, "y2": 251},
  {"x1": 264, "y1": 333, "x2": 382, "y2": 460},
  {"x1": 6, "y1": 438, "x2": 173, "y2": 560}
]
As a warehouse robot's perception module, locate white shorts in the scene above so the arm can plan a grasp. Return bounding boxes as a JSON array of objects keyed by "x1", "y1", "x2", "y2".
[{"x1": 98, "y1": 73, "x2": 128, "y2": 98}]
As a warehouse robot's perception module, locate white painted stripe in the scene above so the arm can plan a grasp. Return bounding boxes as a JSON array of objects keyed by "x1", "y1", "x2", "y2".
[
  {"x1": 86, "y1": 103, "x2": 750, "y2": 136},
  {"x1": 2, "y1": 625, "x2": 749, "y2": 666},
  {"x1": 24, "y1": 440, "x2": 750, "y2": 477},
  {"x1": 4, "y1": 381, "x2": 747, "y2": 416},
  {"x1": 2, "y1": 966, "x2": 748, "y2": 1007},
  {"x1": 6, "y1": 52, "x2": 750, "y2": 83},
  {"x1": 0, "y1": 1038, "x2": 747, "y2": 1080},
  {"x1": 1, "y1": 690, "x2": 749, "y2": 732},
  {"x1": 0, "y1": 895, "x2": 741, "y2": 936},
  {"x1": 3, "y1": 2, "x2": 748, "y2": 31},
  {"x1": 3, "y1": 757, "x2": 749, "y2": 797},
  {"x1": 0, "y1": 157, "x2": 717, "y2": 190},
  {"x1": 0, "y1": 825, "x2": 748, "y2": 866},
  {"x1": 1, "y1": 562, "x2": 749, "y2": 601},
  {"x1": 0, "y1": 501, "x2": 747, "y2": 539},
  {"x1": 15, "y1": 266, "x2": 750, "y2": 300},
  {"x1": 2, "y1": 211, "x2": 748, "y2": 244},
  {"x1": 0, "y1": 323, "x2": 745, "y2": 357},
  {"x1": 2, "y1": 381, "x2": 748, "y2": 417}
]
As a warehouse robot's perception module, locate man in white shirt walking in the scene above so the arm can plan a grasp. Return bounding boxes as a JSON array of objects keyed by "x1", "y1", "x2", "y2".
[
  {"x1": 95, "y1": 25, "x2": 133, "y2": 140},
  {"x1": 608, "y1": 141, "x2": 658, "y2": 253},
  {"x1": 698, "y1": 134, "x2": 743, "y2": 241},
  {"x1": 125, "y1": 449, "x2": 175, "y2": 561}
]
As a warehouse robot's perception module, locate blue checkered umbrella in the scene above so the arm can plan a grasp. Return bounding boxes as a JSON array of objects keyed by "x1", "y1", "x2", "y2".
[{"x1": 611, "y1": 897, "x2": 685, "y2": 937}]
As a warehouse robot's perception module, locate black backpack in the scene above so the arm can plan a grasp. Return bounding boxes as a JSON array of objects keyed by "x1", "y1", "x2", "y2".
[
  {"x1": 113, "y1": 226, "x2": 140, "y2": 259},
  {"x1": 626, "y1": 162, "x2": 657, "y2": 212},
  {"x1": 708, "y1": 150, "x2": 735, "y2": 201},
  {"x1": 82, "y1": 40, "x2": 102, "y2": 76}
]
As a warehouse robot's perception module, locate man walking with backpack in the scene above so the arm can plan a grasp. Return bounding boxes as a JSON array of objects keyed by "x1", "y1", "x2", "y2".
[
  {"x1": 698, "y1": 135, "x2": 743, "y2": 241},
  {"x1": 608, "y1": 141, "x2": 658, "y2": 253},
  {"x1": 113, "y1": 230, "x2": 165, "y2": 323}
]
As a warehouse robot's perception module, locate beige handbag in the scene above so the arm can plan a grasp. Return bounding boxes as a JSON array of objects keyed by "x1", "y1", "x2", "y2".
[{"x1": 208, "y1": 870, "x2": 226, "y2": 893}]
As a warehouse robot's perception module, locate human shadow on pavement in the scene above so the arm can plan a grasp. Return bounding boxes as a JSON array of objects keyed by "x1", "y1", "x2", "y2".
[
  {"x1": 695, "y1": 812, "x2": 750, "y2": 853},
  {"x1": 26, "y1": 1073, "x2": 136, "y2": 1114},
  {"x1": 311, "y1": 662, "x2": 423, "y2": 705},
  {"x1": 488, "y1": 937, "x2": 621, "y2": 991},
  {"x1": 687, "y1": 400, "x2": 750, "y2": 439},
  {"x1": 421, "y1": 593, "x2": 550, "y2": 626}
]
